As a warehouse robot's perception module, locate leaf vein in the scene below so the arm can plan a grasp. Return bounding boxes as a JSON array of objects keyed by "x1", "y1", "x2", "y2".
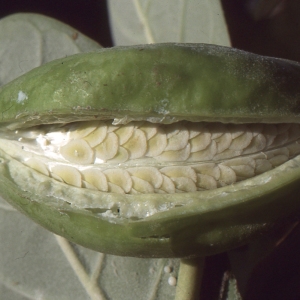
[{"x1": 132, "y1": 0, "x2": 155, "y2": 43}]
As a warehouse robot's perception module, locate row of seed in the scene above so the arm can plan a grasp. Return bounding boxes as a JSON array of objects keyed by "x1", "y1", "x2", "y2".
[
  {"x1": 45, "y1": 121, "x2": 300, "y2": 165},
  {"x1": 24, "y1": 142, "x2": 300, "y2": 194}
]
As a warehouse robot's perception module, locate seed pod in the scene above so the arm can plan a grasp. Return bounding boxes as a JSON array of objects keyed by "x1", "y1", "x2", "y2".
[{"x1": 1, "y1": 43, "x2": 300, "y2": 258}]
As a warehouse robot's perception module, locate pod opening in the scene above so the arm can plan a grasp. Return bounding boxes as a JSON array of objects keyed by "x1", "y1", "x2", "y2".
[{"x1": 1, "y1": 120, "x2": 300, "y2": 194}]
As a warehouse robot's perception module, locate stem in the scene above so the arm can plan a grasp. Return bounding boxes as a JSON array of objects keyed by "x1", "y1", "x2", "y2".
[{"x1": 175, "y1": 257, "x2": 205, "y2": 300}]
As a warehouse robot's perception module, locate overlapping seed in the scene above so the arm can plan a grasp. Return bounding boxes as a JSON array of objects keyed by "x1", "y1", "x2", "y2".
[{"x1": 8, "y1": 120, "x2": 300, "y2": 194}]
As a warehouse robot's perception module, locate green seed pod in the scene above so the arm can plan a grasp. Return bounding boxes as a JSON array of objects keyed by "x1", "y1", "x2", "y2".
[{"x1": 1, "y1": 43, "x2": 300, "y2": 258}]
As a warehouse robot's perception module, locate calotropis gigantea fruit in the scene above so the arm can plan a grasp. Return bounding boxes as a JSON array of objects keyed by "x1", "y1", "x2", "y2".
[{"x1": 1, "y1": 43, "x2": 300, "y2": 258}]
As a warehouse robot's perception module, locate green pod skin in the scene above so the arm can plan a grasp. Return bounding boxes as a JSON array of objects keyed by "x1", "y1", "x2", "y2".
[{"x1": 1, "y1": 43, "x2": 300, "y2": 258}]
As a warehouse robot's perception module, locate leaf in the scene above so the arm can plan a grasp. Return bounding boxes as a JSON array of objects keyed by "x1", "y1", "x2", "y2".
[
  {"x1": 0, "y1": 13, "x2": 101, "y2": 86},
  {"x1": 0, "y1": 208, "x2": 179, "y2": 300},
  {"x1": 0, "y1": 13, "x2": 179, "y2": 300},
  {"x1": 108, "y1": 0, "x2": 230, "y2": 46}
]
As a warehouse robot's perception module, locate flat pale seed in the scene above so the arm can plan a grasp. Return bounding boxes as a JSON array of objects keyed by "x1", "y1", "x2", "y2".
[
  {"x1": 210, "y1": 123, "x2": 224, "y2": 139},
  {"x1": 189, "y1": 141, "x2": 217, "y2": 161},
  {"x1": 103, "y1": 169, "x2": 132, "y2": 193},
  {"x1": 108, "y1": 146, "x2": 129, "y2": 163},
  {"x1": 160, "y1": 166, "x2": 197, "y2": 182},
  {"x1": 190, "y1": 132, "x2": 211, "y2": 152},
  {"x1": 286, "y1": 142, "x2": 300, "y2": 156},
  {"x1": 196, "y1": 174, "x2": 217, "y2": 190},
  {"x1": 130, "y1": 188, "x2": 140, "y2": 194},
  {"x1": 266, "y1": 147, "x2": 289, "y2": 158},
  {"x1": 146, "y1": 129, "x2": 167, "y2": 157},
  {"x1": 108, "y1": 182, "x2": 125, "y2": 194},
  {"x1": 84, "y1": 124, "x2": 107, "y2": 147},
  {"x1": 95, "y1": 132, "x2": 118, "y2": 161},
  {"x1": 159, "y1": 174, "x2": 175, "y2": 193},
  {"x1": 82, "y1": 180, "x2": 98, "y2": 190},
  {"x1": 82, "y1": 169, "x2": 108, "y2": 192},
  {"x1": 165, "y1": 123, "x2": 180, "y2": 139},
  {"x1": 51, "y1": 172, "x2": 64, "y2": 182},
  {"x1": 230, "y1": 165, "x2": 255, "y2": 178},
  {"x1": 115, "y1": 125, "x2": 134, "y2": 145},
  {"x1": 229, "y1": 131, "x2": 253, "y2": 150},
  {"x1": 189, "y1": 131, "x2": 201, "y2": 139},
  {"x1": 211, "y1": 132, "x2": 223, "y2": 140},
  {"x1": 214, "y1": 132, "x2": 232, "y2": 153},
  {"x1": 218, "y1": 165, "x2": 236, "y2": 186},
  {"x1": 68, "y1": 121, "x2": 99, "y2": 139},
  {"x1": 254, "y1": 159, "x2": 273, "y2": 174},
  {"x1": 60, "y1": 139, "x2": 94, "y2": 164},
  {"x1": 45, "y1": 131, "x2": 67, "y2": 147},
  {"x1": 188, "y1": 122, "x2": 206, "y2": 139},
  {"x1": 131, "y1": 176, "x2": 154, "y2": 193},
  {"x1": 268, "y1": 155, "x2": 289, "y2": 167},
  {"x1": 193, "y1": 163, "x2": 220, "y2": 180},
  {"x1": 51, "y1": 165, "x2": 82, "y2": 187},
  {"x1": 271, "y1": 132, "x2": 289, "y2": 148},
  {"x1": 249, "y1": 123, "x2": 264, "y2": 137},
  {"x1": 229, "y1": 124, "x2": 248, "y2": 139},
  {"x1": 213, "y1": 149, "x2": 242, "y2": 161},
  {"x1": 165, "y1": 126, "x2": 189, "y2": 151},
  {"x1": 172, "y1": 177, "x2": 197, "y2": 192},
  {"x1": 262, "y1": 124, "x2": 277, "y2": 147},
  {"x1": 139, "y1": 124, "x2": 158, "y2": 140},
  {"x1": 25, "y1": 158, "x2": 49, "y2": 176},
  {"x1": 123, "y1": 129, "x2": 147, "y2": 159},
  {"x1": 127, "y1": 167, "x2": 163, "y2": 189},
  {"x1": 242, "y1": 133, "x2": 266, "y2": 154},
  {"x1": 157, "y1": 143, "x2": 191, "y2": 161},
  {"x1": 107, "y1": 125, "x2": 119, "y2": 132},
  {"x1": 222, "y1": 157, "x2": 255, "y2": 168}
]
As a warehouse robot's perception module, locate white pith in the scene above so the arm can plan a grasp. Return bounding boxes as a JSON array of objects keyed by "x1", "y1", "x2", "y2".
[{"x1": 1, "y1": 120, "x2": 300, "y2": 194}]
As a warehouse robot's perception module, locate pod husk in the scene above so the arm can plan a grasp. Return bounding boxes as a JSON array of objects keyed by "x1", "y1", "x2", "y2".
[
  {"x1": 1, "y1": 43, "x2": 300, "y2": 257},
  {"x1": 1, "y1": 43, "x2": 300, "y2": 129}
]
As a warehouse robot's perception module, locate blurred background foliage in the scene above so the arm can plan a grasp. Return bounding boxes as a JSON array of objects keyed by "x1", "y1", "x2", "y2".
[
  {"x1": 1, "y1": 0, "x2": 300, "y2": 61},
  {"x1": 223, "y1": 0, "x2": 300, "y2": 62}
]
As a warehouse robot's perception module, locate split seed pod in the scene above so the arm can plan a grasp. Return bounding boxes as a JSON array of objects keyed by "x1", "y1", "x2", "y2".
[{"x1": 1, "y1": 43, "x2": 300, "y2": 258}]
